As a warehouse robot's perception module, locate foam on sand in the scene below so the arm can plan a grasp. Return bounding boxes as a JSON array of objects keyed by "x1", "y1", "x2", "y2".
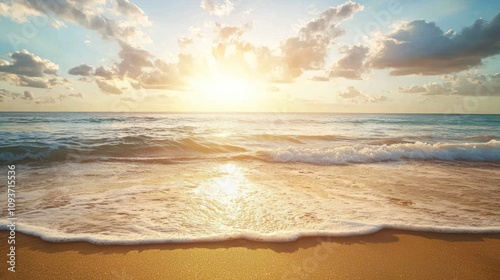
[{"x1": 1, "y1": 160, "x2": 499, "y2": 245}]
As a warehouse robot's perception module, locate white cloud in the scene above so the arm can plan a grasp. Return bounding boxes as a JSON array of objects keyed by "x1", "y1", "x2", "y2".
[
  {"x1": 399, "y1": 73, "x2": 500, "y2": 96},
  {"x1": 329, "y1": 45, "x2": 369, "y2": 80},
  {"x1": 115, "y1": 0, "x2": 149, "y2": 21},
  {"x1": 338, "y1": 86, "x2": 364, "y2": 98},
  {"x1": 96, "y1": 79, "x2": 123, "y2": 95},
  {"x1": 0, "y1": 1, "x2": 42, "y2": 23},
  {"x1": 16, "y1": 76, "x2": 58, "y2": 88},
  {"x1": 399, "y1": 85, "x2": 426, "y2": 94},
  {"x1": 280, "y1": 1, "x2": 364, "y2": 80},
  {"x1": 0, "y1": 50, "x2": 58, "y2": 77},
  {"x1": 34, "y1": 92, "x2": 85, "y2": 104},
  {"x1": 200, "y1": 0, "x2": 234, "y2": 17},
  {"x1": 0, "y1": 0, "x2": 150, "y2": 43},
  {"x1": 0, "y1": 50, "x2": 60, "y2": 89},
  {"x1": 0, "y1": 88, "x2": 22, "y2": 101},
  {"x1": 338, "y1": 86, "x2": 387, "y2": 103},
  {"x1": 370, "y1": 13, "x2": 500, "y2": 75},
  {"x1": 178, "y1": 36, "x2": 194, "y2": 49}
]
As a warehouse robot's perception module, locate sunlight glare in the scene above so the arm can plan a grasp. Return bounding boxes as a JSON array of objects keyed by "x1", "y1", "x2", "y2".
[
  {"x1": 192, "y1": 73, "x2": 257, "y2": 107},
  {"x1": 193, "y1": 164, "x2": 247, "y2": 206}
]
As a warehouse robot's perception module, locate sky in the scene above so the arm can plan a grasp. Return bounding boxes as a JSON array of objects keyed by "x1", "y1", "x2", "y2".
[{"x1": 0, "y1": 0, "x2": 499, "y2": 113}]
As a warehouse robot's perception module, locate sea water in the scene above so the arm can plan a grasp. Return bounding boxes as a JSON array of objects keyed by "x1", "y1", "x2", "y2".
[{"x1": 1, "y1": 112, "x2": 499, "y2": 244}]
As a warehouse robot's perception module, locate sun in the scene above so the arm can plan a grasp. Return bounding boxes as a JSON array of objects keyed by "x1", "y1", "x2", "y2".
[{"x1": 192, "y1": 72, "x2": 257, "y2": 107}]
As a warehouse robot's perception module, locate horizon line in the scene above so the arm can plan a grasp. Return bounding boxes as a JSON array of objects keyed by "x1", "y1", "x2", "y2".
[{"x1": 1, "y1": 111, "x2": 500, "y2": 115}]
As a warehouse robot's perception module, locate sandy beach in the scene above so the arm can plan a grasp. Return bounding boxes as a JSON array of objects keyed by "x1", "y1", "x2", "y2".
[{"x1": 1, "y1": 230, "x2": 499, "y2": 279}]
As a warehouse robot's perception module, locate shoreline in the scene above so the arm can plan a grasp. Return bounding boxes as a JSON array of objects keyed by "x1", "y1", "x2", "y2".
[{"x1": 1, "y1": 230, "x2": 500, "y2": 279}]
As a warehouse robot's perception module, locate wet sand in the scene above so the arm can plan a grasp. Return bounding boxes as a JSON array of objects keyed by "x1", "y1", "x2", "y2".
[{"x1": 1, "y1": 230, "x2": 500, "y2": 279}]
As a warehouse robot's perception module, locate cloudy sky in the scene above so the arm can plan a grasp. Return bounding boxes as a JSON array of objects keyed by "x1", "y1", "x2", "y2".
[{"x1": 0, "y1": 0, "x2": 499, "y2": 113}]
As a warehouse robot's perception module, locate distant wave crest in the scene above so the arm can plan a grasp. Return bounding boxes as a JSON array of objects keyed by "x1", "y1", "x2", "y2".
[
  {"x1": 0, "y1": 136, "x2": 247, "y2": 163},
  {"x1": 257, "y1": 140, "x2": 500, "y2": 165},
  {"x1": 2, "y1": 136, "x2": 500, "y2": 164}
]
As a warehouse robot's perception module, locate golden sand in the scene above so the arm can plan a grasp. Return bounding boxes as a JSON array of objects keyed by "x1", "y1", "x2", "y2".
[{"x1": 1, "y1": 230, "x2": 499, "y2": 279}]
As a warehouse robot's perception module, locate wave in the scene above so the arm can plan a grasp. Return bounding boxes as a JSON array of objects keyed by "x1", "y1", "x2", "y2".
[
  {"x1": 2, "y1": 224, "x2": 499, "y2": 245},
  {"x1": 242, "y1": 134, "x2": 354, "y2": 144},
  {"x1": 465, "y1": 135, "x2": 499, "y2": 141},
  {"x1": 241, "y1": 134, "x2": 415, "y2": 145},
  {"x1": 2, "y1": 135, "x2": 500, "y2": 164},
  {"x1": 0, "y1": 136, "x2": 247, "y2": 163},
  {"x1": 256, "y1": 140, "x2": 500, "y2": 165}
]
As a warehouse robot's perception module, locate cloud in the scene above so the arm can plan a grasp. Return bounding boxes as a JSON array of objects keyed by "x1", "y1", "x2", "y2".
[
  {"x1": 16, "y1": 76, "x2": 58, "y2": 88},
  {"x1": 1, "y1": 1, "x2": 159, "y2": 95},
  {"x1": 96, "y1": 79, "x2": 123, "y2": 95},
  {"x1": 399, "y1": 82, "x2": 454, "y2": 96},
  {"x1": 178, "y1": 36, "x2": 194, "y2": 49},
  {"x1": 311, "y1": 76, "x2": 330, "y2": 82},
  {"x1": 338, "y1": 86, "x2": 364, "y2": 98},
  {"x1": 23, "y1": 90, "x2": 34, "y2": 100},
  {"x1": 199, "y1": 3, "x2": 364, "y2": 84},
  {"x1": 34, "y1": 92, "x2": 85, "y2": 104},
  {"x1": 114, "y1": 0, "x2": 149, "y2": 22},
  {"x1": 0, "y1": 53, "x2": 59, "y2": 89},
  {"x1": 0, "y1": 0, "x2": 150, "y2": 43},
  {"x1": 78, "y1": 77, "x2": 90, "y2": 82},
  {"x1": 139, "y1": 68, "x2": 179, "y2": 90},
  {"x1": 206, "y1": 22, "x2": 279, "y2": 80},
  {"x1": 80, "y1": 41, "x2": 154, "y2": 84},
  {"x1": 69, "y1": 42, "x2": 194, "y2": 92},
  {"x1": 212, "y1": 22, "x2": 253, "y2": 41},
  {"x1": 68, "y1": 64, "x2": 93, "y2": 76},
  {"x1": 0, "y1": 89, "x2": 23, "y2": 100},
  {"x1": 280, "y1": 1, "x2": 364, "y2": 80},
  {"x1": 95, "y1": 66, "x2": 114, "y2": 80},
  {"x1": 116, "y1": 41, "x2": 154, "y2": 79},
  {"x1": 399, "y1": 85, "x2": 426, "y2": 93},
  {"x1": 0, "y1": 89, "x2": 40, "y2": 101},
  {"x1": 0, "y1": 50, "x2": 58, "y2": 77},
  {"x1": 0, "y1": 1, "x2": 42, "y2": 24},
  {"x1": 338, "y1": 86, "x2": 387, "y2": 102},
  {"x1": 451, "y1": 73, "x2": 500, "y2": 96},
  {"x1": 424, "y1": 82, "x2": 453, "y2": 95},
  {"x1": 210, "y1": 39, "x2": 278, "y2": 82},
  {"x1": 329, "y1": 45, "x2": 369, "y2": 80},
  {"x1": 138, "y1": 54, "x2": 195, "y2": 90},
  {"x1": 368, "y1": 95, "x2": 387, "y2": 102},
  {"x1": 370, "y1": 13, "x2": 500, "y2": 75},
  {"x1": 201, "y1": 0, "x2": 234, "y2": 17},
  {"x1": 67, "y1": 92, "x2": 84, "y2": 98},
  {"x1": 399, "y1": 73, "x2": 500, "y2": 96},
  {"x1": 2, "y1": 1, "x2": 370, "y2": 97},
  {"x1": 196, "y1": 2, "x2": 365, "y2": 85}
]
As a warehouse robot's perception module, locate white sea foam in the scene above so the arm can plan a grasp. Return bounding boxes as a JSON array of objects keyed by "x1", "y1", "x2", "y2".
[
  {"x1": 260, "y1": 140, "x2": 500, "y2": 165},
  {"x1": 1, "y1": 113, "x2": 499, "y2": 244},
  {"x1": 1, "y1": 161, "x2": 499, "y2": 245},
  {"x1": 2, "y1": 222, "x2": 500, "y2": 245}
]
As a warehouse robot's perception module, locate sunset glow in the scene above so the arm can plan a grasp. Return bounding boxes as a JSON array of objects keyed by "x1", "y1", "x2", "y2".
[
  {"x1": 1, "y1": 2, "x2": 500, "y2": 279},
  {"x1": 0, "y1": 1, "x2": 498, "y2": 113},
  {"x1": 193, "y1": 73, "x2": 258, "y2": 107}
]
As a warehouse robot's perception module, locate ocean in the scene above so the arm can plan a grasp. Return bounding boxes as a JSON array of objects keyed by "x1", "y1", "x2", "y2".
[{"x1": 1, "y1": 112, "x2": 500, "y2": 244}]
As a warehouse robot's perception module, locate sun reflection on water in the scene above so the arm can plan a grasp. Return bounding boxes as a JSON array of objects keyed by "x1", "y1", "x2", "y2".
[
  {"x1": 193, "y1": 163, "x2": 249, "y2": 206},
  {"x1": 190, "y1": 163, "x2": 263, "y2": 232}
]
